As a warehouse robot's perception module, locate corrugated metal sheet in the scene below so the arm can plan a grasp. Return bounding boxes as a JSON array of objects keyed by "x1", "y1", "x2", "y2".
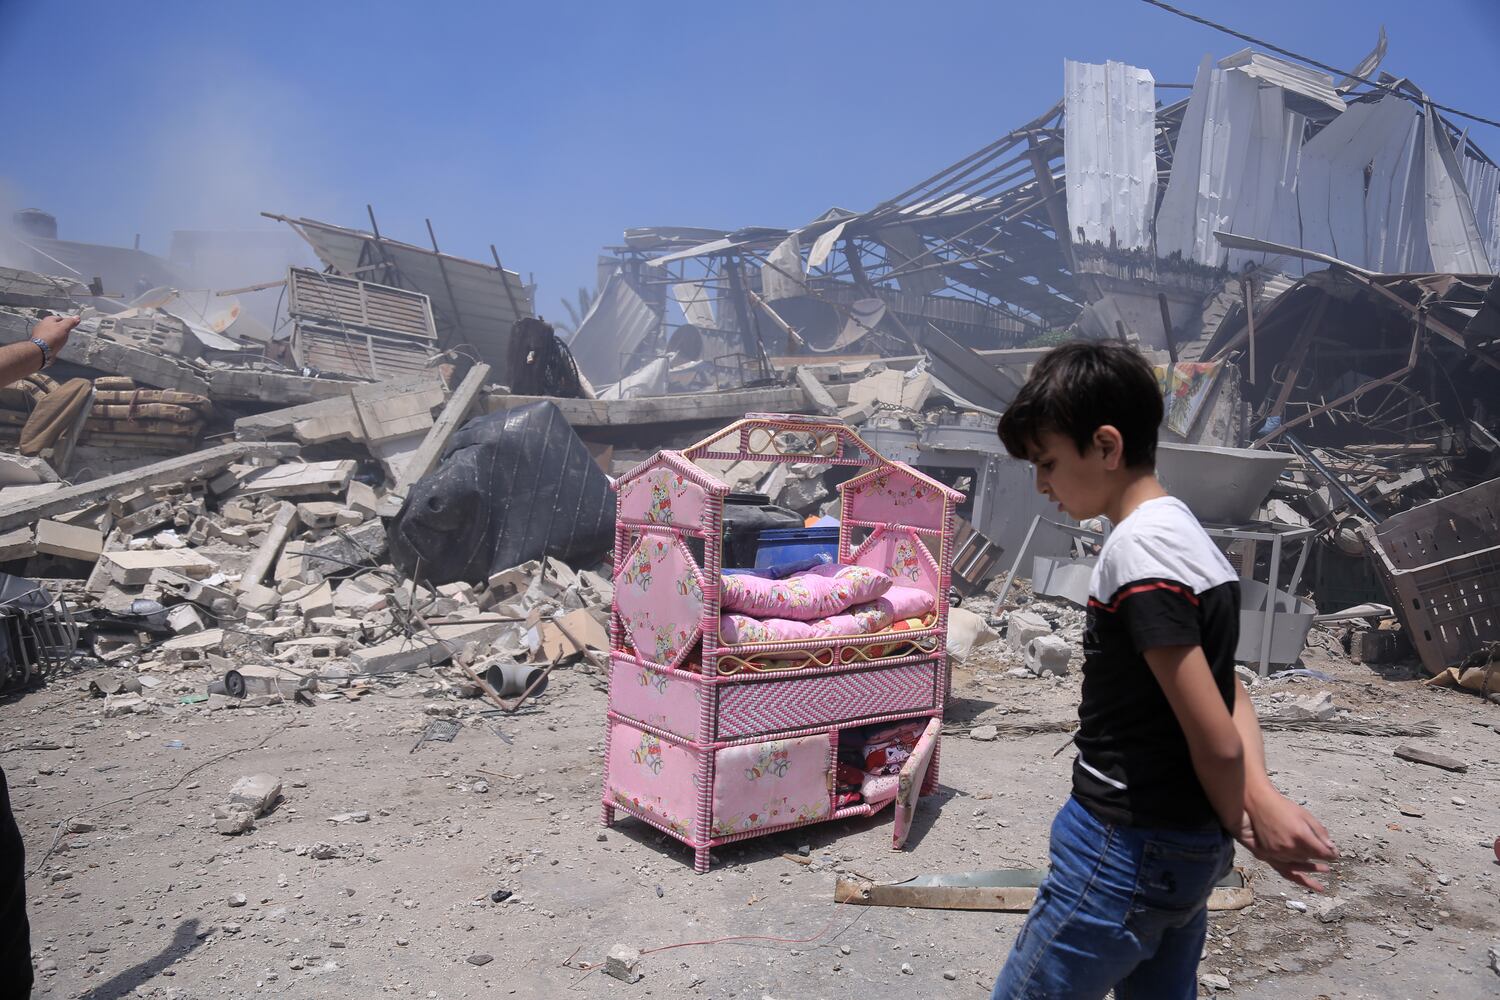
[
  {"x1": 287, "y1": 267, "x2": 436, "y2": 341},
  {"x1": 1222, "y1": 88, "x2": 1305, "y2": 272},
  {"x1": 1459, "y1": 156, "x2": 1500, "y2": 273},
  {"x1": 1423, "y1": 106, "x2": 1492, "y2": 274},
  {"x1": 1063, "y1": 59, "x2": 1158, "y2": 250},
  {"x1": 760, "y1": 234, "x2": 806, "y2": 301},
  {"x1": 565, "y1": 271, "x2": 660, "y2": 385},
  {"x1": 1155, "y1": 56, "x2": 1262, "y2": 266},
  {"x1": 1218, "y1": 49, "x2": 1346, "y2": 114},
  {"x1": 273, "y1": 216, "x2": 531, "y2": 381},
  {"x1": 1296, "y1": 96, "x2": 1429, "y2": 273}
]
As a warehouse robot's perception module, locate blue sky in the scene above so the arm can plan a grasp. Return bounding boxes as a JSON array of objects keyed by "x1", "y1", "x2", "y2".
[{"x1": 3, "y1": 1, "x2": 1498, "y2": 319}]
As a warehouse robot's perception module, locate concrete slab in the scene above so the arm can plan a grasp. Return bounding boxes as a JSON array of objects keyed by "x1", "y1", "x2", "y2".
[
  {"x1": 34, "y1": 520, "x2": 104, "y2": 562},
  {"x1": 101, "y1": 549, "x2": 218, "y2": 586}
]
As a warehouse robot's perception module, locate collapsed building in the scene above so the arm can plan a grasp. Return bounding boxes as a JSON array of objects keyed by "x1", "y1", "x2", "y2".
[
  {"x1": 562, "y1": 38, "x2": 1500, "y2": 690},
  {"x1": 0, "y1": 35, "x2": 1495, "y2": 709}
]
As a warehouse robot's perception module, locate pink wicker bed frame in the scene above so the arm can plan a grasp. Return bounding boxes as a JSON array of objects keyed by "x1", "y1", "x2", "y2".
[{"x1": 601, "y1": 414, "x2": 961, "y2": 872}]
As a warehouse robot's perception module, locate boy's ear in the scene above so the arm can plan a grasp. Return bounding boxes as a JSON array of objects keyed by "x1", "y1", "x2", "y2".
[{"x1": 1093, "y1": 425, "x2": 1125, "y2": 471}]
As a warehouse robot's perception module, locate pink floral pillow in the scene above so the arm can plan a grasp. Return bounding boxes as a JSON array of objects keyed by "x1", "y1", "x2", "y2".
[
  {"x1": 871, "y1": 585, "x2": 935, "y2": 621},
  {"x1": 720, "y1": 604, "x2": 894, "y2": 645},
  {"x1": 720, "y1": 564, "x2": 893, "y2": 621}
]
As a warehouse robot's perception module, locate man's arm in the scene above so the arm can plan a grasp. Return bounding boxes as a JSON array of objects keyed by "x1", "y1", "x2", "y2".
[
  {"x1": 1142, "y1": 644, "x2": 1245, "y2": 833},
  {"x1": 0, "y1": 316, "x2": 78, "y2": 386},
  {"x1": 1229, "y1": 678, "x2": 1339, "y2": 890}
]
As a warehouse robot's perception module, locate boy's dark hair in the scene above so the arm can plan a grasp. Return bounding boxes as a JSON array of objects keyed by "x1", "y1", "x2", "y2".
[{"x1": 997, "y1": 340, "x2": 1162, "y2": 468}]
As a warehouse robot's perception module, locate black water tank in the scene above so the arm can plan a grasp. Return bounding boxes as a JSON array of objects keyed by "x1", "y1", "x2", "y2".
[{"x1": 13, "y1": 209, "x2": 57, "y2": 239}]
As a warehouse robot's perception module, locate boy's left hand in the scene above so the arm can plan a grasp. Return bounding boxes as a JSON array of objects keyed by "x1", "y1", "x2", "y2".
[{"x1": 1234, "y1": 787, "x2": 1338, "y2": 892}]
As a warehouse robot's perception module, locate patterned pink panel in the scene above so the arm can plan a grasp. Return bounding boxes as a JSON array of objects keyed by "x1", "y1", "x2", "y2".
[
  {"x1": 608, "y1": 657, "x2": 703, "y2": 742},
  {"x1": 607, "y1": 720, "x2": 700, "y2": 840},
  {"x1": 618, "y1": 462, "x2": 707, "y2": 527},
  {"x1": 843, "y1": 467, "x2": 946, "y2": 531},
  {"x1": 615, "y1": 531, "x2": 706, "y2": 669},
  {"x1": 711, "y1": 733, "x2": 830, "y2": 838},
  {"x1": 716, "y1": 662, "x2": 938, "y2": 740},
  {"x1": 852, "y1": 526, "x2": 941, "y2": 603}
]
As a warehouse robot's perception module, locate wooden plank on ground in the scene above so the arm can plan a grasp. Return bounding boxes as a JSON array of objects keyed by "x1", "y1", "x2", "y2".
[{"x1": 1393, "y1": 744, "x2": 1468, "y2": 773}]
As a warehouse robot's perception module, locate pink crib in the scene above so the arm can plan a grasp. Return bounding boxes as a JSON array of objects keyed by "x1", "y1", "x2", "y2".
[{"x1": 601, "y1": 414, "x2": 961, "y2": 873}]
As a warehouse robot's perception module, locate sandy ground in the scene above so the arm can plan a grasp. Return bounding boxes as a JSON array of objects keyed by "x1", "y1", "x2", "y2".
[{"x1": 3, "y1": 602, "x2": 1498, "y2": 1000}]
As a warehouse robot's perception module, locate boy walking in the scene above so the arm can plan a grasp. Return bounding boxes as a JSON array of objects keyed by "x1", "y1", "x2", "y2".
[{"x1": 990, "y1": 341, "x2": 1337, "y2": 999}]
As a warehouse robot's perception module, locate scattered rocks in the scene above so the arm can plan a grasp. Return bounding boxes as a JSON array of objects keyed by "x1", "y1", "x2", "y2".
[
  {"x1": 969, "y1": 725, "x2": 999, "y2": 742},
  {"x1": 1200, "y1": 972, "x2": 1231, "y2": 991},
  {"x1": 466, "y1": 954, "x2": 494, "y2": 967},
  {"x1": 943, "y1": 969, "x2": 958, "y2": 981},
  {"x1": 227, "y1": 893, "x2": 247, "y2": 908},
  {"x1": 900, "y1": 962, "x2": 914, "y2": 975},
  {"x1": 1285, "y1": 900, "x2": 1307, "y2": 913}
]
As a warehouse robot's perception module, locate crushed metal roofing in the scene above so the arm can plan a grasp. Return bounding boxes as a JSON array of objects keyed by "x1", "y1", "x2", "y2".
[
  {"x1": 1217, "y1": 48, "x2": 1346, "y2": 114},
  {"x1": 265, "y1": 213, "x2": 532, "y2": 378}
]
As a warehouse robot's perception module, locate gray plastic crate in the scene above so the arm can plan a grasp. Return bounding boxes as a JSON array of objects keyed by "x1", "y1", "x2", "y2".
[{"x1": 1359, "y1": 478, "x2": 1500, "y2": 675}]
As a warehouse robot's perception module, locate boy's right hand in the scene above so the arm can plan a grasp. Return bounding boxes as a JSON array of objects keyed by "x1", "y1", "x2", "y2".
[{"x1": 1234, "y1": 786, "x2": 1339, "y2": 892}]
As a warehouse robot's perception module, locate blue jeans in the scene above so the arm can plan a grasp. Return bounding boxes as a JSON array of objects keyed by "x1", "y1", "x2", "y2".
[{"x1": 991, "y1": 796, "x2": 1233, "y2": 1000}]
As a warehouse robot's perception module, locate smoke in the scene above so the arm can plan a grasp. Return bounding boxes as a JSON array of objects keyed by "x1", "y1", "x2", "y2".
[{"x1": 135, "y1": 65, "x2": 339, "y2": 237}]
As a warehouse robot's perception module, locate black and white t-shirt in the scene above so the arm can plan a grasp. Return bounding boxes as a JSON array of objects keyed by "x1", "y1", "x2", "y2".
[{"x1": 1072, "y1": 496, "x2": 1240, "y2": 829}]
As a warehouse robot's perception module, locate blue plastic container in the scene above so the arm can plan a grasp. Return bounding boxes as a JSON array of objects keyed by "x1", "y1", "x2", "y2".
[{"x1": 752, "y1": 526, "x2": 840, "y2": 571}]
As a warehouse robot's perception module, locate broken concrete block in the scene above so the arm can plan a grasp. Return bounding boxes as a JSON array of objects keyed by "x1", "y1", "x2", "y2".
[
  {"x1": 295, "y1": 581, "x2": 335, "y2": 622},
  {"x1": 349, "y1": 620, "x2": 510, "y2": 674},
  {"x1": 214, "y1": 526, "x2": 252, "y2": 547},
  {"x1": 214, "y1": 806, "x2": 256, "y2": 836},
  {"x1": 103, "y1": 695, "x2": 151, "y2": 717},
  {"x1": 167, "y1": 604, "x2": 205, "y2": 634},
  {"x1": 837, "y1": 401, "x2": 875, "y2": 427},
  {"x1": 333, "y1": 577, "x2": 389, "y2": 614},
  {"x1": 274, "y1": 540, "x2": 308, "y2": 583},
  {"x1": 1277, "y1": 690, "x2": 1337, "y2": 722},
  {"x1": 149, "y1": 568, "x2": 236, "y2": 611},
  {"x1": 275, "y1": 635, "x2": 349, "y2": 660},
  {"x1": 0, "y1": 452, "x2": 59, "y2": 486},
  {"x1": 295, "y1": 501, "x2": 344, "y2": 531},
  {"x1": 101, "y1": 549, "x2": 218, "y2": 586},
  {"x1": 34, "y1": 520, "x2": 104, "y2": 562},
  {"x1": 1025, "y1": 634, "x2": 1072, "y2": 676},
  {"x1": 0, "y1": 527, "x2": 36, "y2": 562},
  {"x1": 228, "y1": 773, "x2": 283, "y2": 816},
  {"x1": 115, "y1": 501, "x2": 175, "y2": 537},
  {"x1": 348, "y1": 634, "x2": 448, "y2": 675},
  {"x1": 1006, "y1": 611, "x2": 1052, "y2": 653},
  {"x1": 152, "y1": 529, "x2": 187, "y2": 550},
  {"x1": 605, "y1": 944, "x2": 642, "y2": 984},
  {"x1": 306, "y1": 615, "x2": 365, "y2": 636},
  {"x1": 847, "y1": 369, "x2": 931, "y2": 412},
  {"x1": 344, "y1": 480, "x2": 378, "y2": 518},
  {"x1": 485, "y1": 562, "x2": 537, "y2": 603},
  {"x1": 296, "y1": 520, "x2": 387, "y2": 583},
  {"x1": 236, "y1": 582, "x2": 282, "y2": 613},
  {"x1": 236, "y1": 460, "x2": 356, "y2": 500}
]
